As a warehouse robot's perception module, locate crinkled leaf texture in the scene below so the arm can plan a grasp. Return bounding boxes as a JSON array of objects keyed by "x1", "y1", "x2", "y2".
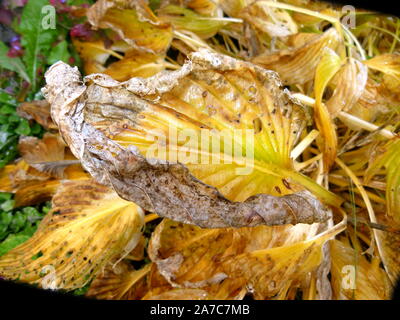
[
  {"x1": 87, "y1": 0, "x2": 172, "y2": 54},
  {"x1": 43, "y1": 50, "x2": 340, "y2": 229},
  {"x1": 0, "y1": 179, "x2": 144, "y2": 290}
]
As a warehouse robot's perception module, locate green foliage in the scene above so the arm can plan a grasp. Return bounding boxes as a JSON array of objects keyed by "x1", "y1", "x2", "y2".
[
  {"x1": 18, "y1": 0, "x2": 58, "y2": 91},
  {"x1": 0, "y1": 90, "x2": 44, "y2": 168},
  {"x1": 0, "y1": 194, "x2": 51, "y2": 257},
  {"x1": 0, "y1": 42, "x2": 30, "y2": 82},
  {"x1": 48, "y1": 40, "x2": 71, "y2": 65}
]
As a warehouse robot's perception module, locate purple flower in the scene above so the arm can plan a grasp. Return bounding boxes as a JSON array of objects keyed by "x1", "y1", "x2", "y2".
[{"x1": 7, "y1": 36, "x2": 23, "y2": 57}]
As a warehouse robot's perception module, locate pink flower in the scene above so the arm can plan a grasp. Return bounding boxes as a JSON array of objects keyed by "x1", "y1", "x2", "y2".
[{"x1": 70, "y1": 23, "x2": 94, "y2": 40}]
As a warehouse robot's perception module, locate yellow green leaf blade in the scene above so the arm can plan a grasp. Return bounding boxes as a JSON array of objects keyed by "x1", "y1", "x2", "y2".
[{"x1": 0, "y1": 180, "x2": 144, "y2": 290}]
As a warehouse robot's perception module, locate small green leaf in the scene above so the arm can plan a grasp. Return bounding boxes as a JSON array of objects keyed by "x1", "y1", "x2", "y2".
[
  {"x1": 10, "y1": 211, "x2": 27, "y2": 232},
  {"x1": 0, "y1": 41, "x2": 30, "y2": 83},
  {"x1": 19, "y1": 0, "x2": 58, "y2": 91},
  {"x1": 48, "y1": 40, "x2": 71, "y2": 65},
  {"x1": 0, "y1": 90, "x2": 17, "y2": 106},
  {"x1": 15, "y1": 119, "x2": 31, "y2": 136},
  {"x1": 0, "y1": 104, "x2": 16, "y2": 115},
  {"x1": 0, "y1": 199, "x2": 15, "y2": 212},
  {"x1": 0, "y1": 234, "x2": 31, "y2": 257}
]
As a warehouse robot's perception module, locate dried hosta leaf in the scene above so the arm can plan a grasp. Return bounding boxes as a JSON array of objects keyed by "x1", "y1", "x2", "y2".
[
  {"x1": 72, "y1": 38, "x2": 125, "y2": 75},
  {"x1": 0, "y1": 164, "x2": 18, "y2": 193},
  {"x1": 252, "y1": 28, "x2": 341, "y2": 85},
  {"x1": 125, "y1": 235, "x2": 146, "y2": 261},
  {"x1": 374, "y1": 214, "x2": 400, "y2": 285},
  {"x1": 144, "y1": 288, "x2": 210, "y2": 300},
  {"x1": 147, "y1": 218, "x2": 345, "y2": 299},
  {"x1": 18, "y1": 133, "x2": 79, "y2": 178},
  {"x1": 0, "y1": 159, "x2": 87, "y2": 207},
  {"x1": 363, "y1": 54, "x2": 400, "y2": 99},
  {"x1": 345, "y1": 79, "x2": 388, "y2": 126},
  {"x1": 73, "y1": 37, "x2": 165, "y2": 80},
  {"x1": 366, "y1": 139, "x2": 400, "y2": 223},
  {"x1": 363, "y1": 53, "x2": 400, "y2": 80},
  {"x1": 17, "y1": 100, "x2": 57, "y2": 130},
  {"x1": 0, "y1": 179, "x2": 144, "y2": 290},
  {"x1": 87, "y1": 262, "x2": 151, "y2": 300},
  {"x1": 43, "y1": 50, "x2": 341, "y2": 229},
  {"x1": 87, "y1": 0, "x2": 172, "y2": 54},
  {"x1": 0, "y1": 132, "x2": 88, "y2": 207},
  {"x1": 240, "y1": 1, "x2": 298, "y2": 37},
  {"x1": 103, "y1": 50, "x2": 166, "y2": 81},
  {"x1": 326, "y1": 58, "x2": 368, "y2": 117},
  {"x1": 219, "y1": 0, "x2": 251, "y2": 17},
  {"x1": 158, "y1": 5, "x2": 233, "y2": 39},
  {"x1": 330, "y1": 239, "x2": 391, "y2": 300}
]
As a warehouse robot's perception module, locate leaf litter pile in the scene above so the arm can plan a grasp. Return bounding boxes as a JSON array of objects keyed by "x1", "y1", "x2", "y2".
[{"x1": 1, "y1": 0, "x2": 400, "y2": 300}]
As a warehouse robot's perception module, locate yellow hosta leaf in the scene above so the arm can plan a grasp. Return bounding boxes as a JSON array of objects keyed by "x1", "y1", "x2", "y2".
[
  {"x1": 159, "y1": 5, "x2": 233, "y2": 39},
  {"x1": 183, "y1": 0, "x2": 219, "y2": 15},
  {"x1": 0, "y1": 179, "x2": 144, "y2": 290},
  {"x1": 72, "y1": 38, "x2": 125, "y2": 75},
  {"x1": 240, "y1": 1, "x2": 298, "y2": 37},
  {"x1": 87, "y1": 0, "x2": 172, "y2": 54},
  {"x1": 252, "y1": 28, "x2": 341, "y2": 85},
  {"x1": 0, "y1": 160, "x2": 68, "y2": 207},
  {"x1": 87, "y1": 262, "x2": 151, "y2": 300},
  {"x1": 376, "y1": 215, "x2": 400, "y2": 285},
  {"x1": 103, "y1": 50, "x2": 166, "y2": 81},
  {"x1": 44, "y1": 50, "x2": 342, "y2": 229},
  {"x1": 363, "y1": 53, "x2": 400, "y2": 80},
  {"x1": 219, "y1": 0, "x2": 252, "y2": 17},
  {"x1": 330, "y1": 239, "x2": 391, "y2": 300},
  {"x1": 363, "y1": 54, "x2": 400, "y2": 98},
  {"x1": 314, "y1": 47, "x2": 342, "y2": 171},
  {"x1": 147, "y1": 218, "x2": 345, "y2": 299},
  {"x1": 366, "y1": 139, "x2": 400, "y2": 223}
]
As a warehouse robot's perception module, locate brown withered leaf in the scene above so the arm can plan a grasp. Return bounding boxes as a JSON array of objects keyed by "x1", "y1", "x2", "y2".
[
  {"x1": 344, "y1": 79, "x2": 388, "y2": 126},
  {"x1": 0, "y1": 179, "x2": 144, "y2": 290},
  {"x1": 377, "y1": 216, "x2": 400, "y2": 286},
  {"x1": 0, "y1": 160, "x2": 60, "y2": 207},
  {"x1": 0, "y1": 134, "x2": 88, "y2": 207},
  {"x1": 326, "y1": 58, "x2": 368, "y2": 117},
  {"x1": 43, "y1": 50, "x2": 341, "y2": 229},
  {"x1": 240, "y1": 1, "x2": 298, "y2": 38},
  {"x1": 252, "y1": 28, "x2": 341, "y2": 85},
  {"x1": 87, "y1": 0, "x2": 172, "y2": 54},
  {"x1": 18, "y1": 133, "x2": 80, "y2": 178},
  {"x1": 17, "y1": 100, "x2": 57, "y2": 130},
  {"x1": 330, "y1": 238, "x2": 392, "y2": 300},
  {"x1": 147, "y1": 218, "x2": 345, "y2": 299},
  {"x1": 87, "y1": 262, "x2": 151, "y2": 300}
]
